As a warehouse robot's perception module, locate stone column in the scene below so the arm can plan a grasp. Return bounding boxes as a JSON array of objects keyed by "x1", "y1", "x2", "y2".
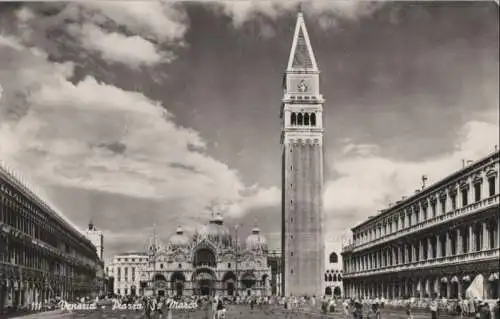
[
  {"x1": 427, "y1": 237, "x2": 433, "y2": 259},
  {"x1": 419, "y1": 240, "x2": 424, "y2": 260},
  {"x1": 436, "y1": 235, "x2": 442, "y2": 258},
  {"x1": 469, "y1": 224, "x2": 476, "y2": 252},
  {"x1": 481, "y1": 177, "x2": 488, "y2": 201},
  {"x1": 482, "y1": 221, "x2": 489, "y2": 250},
  {"x1": 457, "y1": 228, "x2": 463, "y2": 254},
  {"x1": 391, "y1": 247, "x2": 396, "y2": 265},
  {"x1": 446, "y1": 232, "x2": 452, "y2": 257}
]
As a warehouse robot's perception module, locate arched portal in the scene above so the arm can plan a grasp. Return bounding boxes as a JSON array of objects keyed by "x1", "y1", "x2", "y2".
[
  {"x1": 241, "y1": 272, "x2": 256, "y2": 296},
  {"x1": 193, "y1": 248, "x2": 216, "y2": 267},
  {"x1": 325, "y1": 287, "x2": 332, "y2": 295},
  {"x1": 170, "y1": 272, "x2": 186, "y2": 297},
  {"x1": 153, "y1": 274, "x2": 168, "y2": 297},
  {"x1": 440, "y1": 278, "x2": 448, "y2": 298},
  {"x1": 193, "y1": 269, "x2": 216, "y2": 296},
  {"x1": 222, "y1": 272, "x2": 237, "y2": 296}
]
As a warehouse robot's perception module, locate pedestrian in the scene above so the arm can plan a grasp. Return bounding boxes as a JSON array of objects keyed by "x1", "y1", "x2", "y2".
[
  {"x1": 216, "y1": 298, "x2": 225, "y2": 319},
  {"x1": 321, "y1": 296, "x2": 329, "y2": 318},
  {"x1": 493, "y1": 300, "x2": 500, "y2": 319},
  {"x1": 406, "y1": 300, "x2": 413, "y2": 319},
  {"x1": 430, "y1": 297, "x2": 438, "y2": 319},
  {"x1": 144, "y1": 298, "x2": 152, "y2": 319},
  {"x1": 457, "y1": 298, "x2": 464, "y2": 319}
]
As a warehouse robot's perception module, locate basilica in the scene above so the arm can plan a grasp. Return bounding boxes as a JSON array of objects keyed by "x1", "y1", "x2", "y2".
[{"x1": 108, "y1": 213, "x2": 272, "y2": 297}]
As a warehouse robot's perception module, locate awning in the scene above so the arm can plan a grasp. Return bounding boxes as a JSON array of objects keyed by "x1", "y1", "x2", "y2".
[
  {"x1": 463, "y1": 275, "x2": 471, "y2": 282},
  {"x1": 451, "y1": 276, "x2": 459, "y2": 283},
  {"x1": 441, "y1": 277, "x2": 448, "y2": 283},
  {"x1": 488, "y1": 273, "x2": 499, "y2": 281}
]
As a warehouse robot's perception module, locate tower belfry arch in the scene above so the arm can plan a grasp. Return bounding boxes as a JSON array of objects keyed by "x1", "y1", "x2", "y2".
[{"x1": 280, "y1": 12, "x2": 325, "y2": 297}]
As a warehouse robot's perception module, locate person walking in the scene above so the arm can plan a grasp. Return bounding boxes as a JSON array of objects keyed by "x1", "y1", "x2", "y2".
[
  {"x1": 216, "y1": 298, "x2": 225, "y2": 319},
  {"x1": 430, "y1": 297, "x2": 439, "y2": 319},
  {"x1": 492, "y1": 300, "x2": 500, "y2": 319}
]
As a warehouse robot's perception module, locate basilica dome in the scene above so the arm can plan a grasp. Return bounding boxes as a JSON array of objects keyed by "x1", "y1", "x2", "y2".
[
  {"x1": 197, "y1": 213, "x2": 232, "y2": 247},
  {"x1": 168, "y1": 226, "x2": 190, "y2": 249},
  {"x1": 245, "y1": 226, "x2": 268, "y2": 252}
]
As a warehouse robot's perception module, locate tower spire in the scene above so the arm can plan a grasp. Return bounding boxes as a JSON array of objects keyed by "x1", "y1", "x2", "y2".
[{"x1": 287, "y1": 11, "x2": 318, "y2": 71}]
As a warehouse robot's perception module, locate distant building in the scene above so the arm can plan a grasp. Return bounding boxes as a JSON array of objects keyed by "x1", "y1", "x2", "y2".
[
  {"x1": 107, "y1": 252, "x2": 148, "y2": 296},
  {"x1": 323, "y1": 242, "x2": 343, "y2": 297},
  {"x1": 84, "y1": 222, "x2": 105, "y2": 296},
  {"x1": 0, "y1": 164, "x2": 101, "y2": 313},
  {"x1": 108, "y1": 214, "x2": 273, "y2": 297},
  {"x1": 84, "y1": 221, "x2": 104, "y2": 260},
  {"x1": 342, "y1": 150, "x2": 500, "y2": 300}
]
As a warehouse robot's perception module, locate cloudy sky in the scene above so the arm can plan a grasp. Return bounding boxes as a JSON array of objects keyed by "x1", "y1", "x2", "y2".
[{"x1": 0, "y1": 1, "x2": 498, "y2": 259}]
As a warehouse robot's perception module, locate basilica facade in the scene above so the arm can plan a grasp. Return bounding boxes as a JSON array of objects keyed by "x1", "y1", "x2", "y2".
[{"x1": 109, "y1": 213, "x2": 272, "y2": 297}]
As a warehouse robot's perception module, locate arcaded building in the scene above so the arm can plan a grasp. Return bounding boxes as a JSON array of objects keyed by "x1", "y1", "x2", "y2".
[
  {"x1": 342, "y1": 150, "x2": 500, "y2": 300},
  {"x1": 281, "y1": 12, "x2": 325, "y2": 297},
  {"x1": 323, "y1": 243, "x2": 344, "y2": 297},
  {"x1": 0, "y1": 165, "x2": 102, "y2": 313},
  {"x1": 108, "y1": 214, "x2": 272, "y2": 297}
]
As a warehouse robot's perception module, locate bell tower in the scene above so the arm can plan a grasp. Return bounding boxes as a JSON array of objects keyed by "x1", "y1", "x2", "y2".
[{"x1": 280, "y1": 12, "x2": 325, "y2": 297}]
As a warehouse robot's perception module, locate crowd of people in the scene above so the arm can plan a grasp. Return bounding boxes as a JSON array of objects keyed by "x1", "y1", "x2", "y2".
[{"x1": 346, "y1": 296, "x2": 500, "y2": 319}]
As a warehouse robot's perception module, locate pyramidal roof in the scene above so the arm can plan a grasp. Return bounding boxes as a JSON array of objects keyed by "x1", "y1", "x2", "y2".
[{"x1": 287, "y1": 12, "x2": 318, "y2": 71}]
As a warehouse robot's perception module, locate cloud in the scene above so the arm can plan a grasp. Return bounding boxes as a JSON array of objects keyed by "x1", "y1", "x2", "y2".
[
  {"x1": 9, "y1": 2, "x2": 187, "y2": 68},
  {"x1": 323, "y1": 118, "x2": 499, "y2": 239},
  {"x1": 0, "y1": 34, "x2": 277, "y2": 235},
  {"x1": 78, "y1": 24, "x2": 166, "y2": 67},
  {"x1": 213, "y1": 0, "x2": 383, "y2": 29}
]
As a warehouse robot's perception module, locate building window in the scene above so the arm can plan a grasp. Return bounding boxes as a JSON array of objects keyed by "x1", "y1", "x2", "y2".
[
  {"x1": 291, "y1": 269, "x2": 293, "y2": 274},
  {"x1": 228, "y1": 263, "x2": 231, "y2": 268},
  {"x1": 488, "y1": 177, "x2": 496, "y2": 196},
  {"x1": 461, "y1": 189, "x2": 468, "y2": 206},
  {"x1": 474, "y1": 183, "x2": 481, "y2": 202},
  {"x1": 431, "y1": 202, "x2": 436, "y2": 218},
  {"x1": 297, "y1": 113, "x2": 303, "y2": 125},
  {"x1": 462, "y1": 229, "x2": 469, "y2": 253},
  {"x1": 488, "y1": 222, "x2": 495, "y2": 249},
  {"x1": 291, "y1": 112, "x2": 297, "y2": 125},
  {"x1": 178, "y1": 263, "x2": 182, "y2": 268},
  {"x1": 474, "y1": 225, "x2": 481, "y2": 251},
  {"x1": 291, "y1": 252, "x2": 294, "y2": 256},
  {"x1": 451, "y1": 194, "x2": 457, "y2": 211},
  {"x1": 160, "y1": 264, "x2": 164, "y2": 269},
  {"x1": 304, "y1": 113, "x2": 310, "y2": 125},
  {"x1": 311, "y1": 113, "x2": 316, "y2": 126},
  {"x1": 329, "y1": 252, "x2": 338, "y2": 264}
]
